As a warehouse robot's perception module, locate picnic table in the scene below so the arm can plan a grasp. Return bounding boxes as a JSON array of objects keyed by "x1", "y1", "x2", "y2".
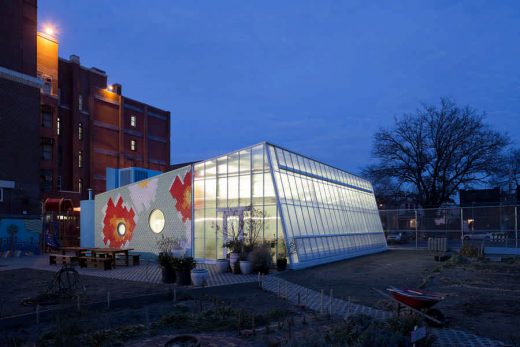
[
  {"x1": 59, "y1": 247, "x2": 91, "y2": 257},
  {"x1": 90, "y1": 248, "x2": 135, "y2": 268}
]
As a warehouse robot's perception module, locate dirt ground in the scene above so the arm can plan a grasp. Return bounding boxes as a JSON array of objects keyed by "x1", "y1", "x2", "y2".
[
  {"x1": 280, "y1": 250, "x2": 520, "y2": 345},
  {"x1": 0, "y1": 268, "x2": 170, "y2": 317}
]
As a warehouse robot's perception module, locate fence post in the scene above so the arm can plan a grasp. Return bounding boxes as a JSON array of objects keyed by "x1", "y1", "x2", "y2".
[
  {"x1": 515, "y1": 206, "x2": 518, "y2": 249},
  {"x1": 460, "y1": 207, "x2": 464, "y2": 248},
  {"x1": 415, "y1": 209, "x2": 418, "y2": 249}
]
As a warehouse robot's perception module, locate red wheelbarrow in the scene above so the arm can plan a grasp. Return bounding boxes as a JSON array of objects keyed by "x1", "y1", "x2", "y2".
[{"x1": 373, "y1": 286, "x2": 446, "y2": 326}]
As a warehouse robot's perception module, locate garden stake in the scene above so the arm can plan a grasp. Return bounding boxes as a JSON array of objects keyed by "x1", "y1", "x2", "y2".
[
  {"x1": 329, "y1": 289, "x2": 333, "y2": 316},
  {"x1": 320, "y1": 289, "x2": 324, "y2": 314},
  {"x1": 237, "y1": 311, "x2": 241, "y2": 336},
  {"x1": 107, "y1": 291, "x2": 111, "y2": 309},
  {"x1": 145, "y1": 307, "x2": 150, "y2": 332}
]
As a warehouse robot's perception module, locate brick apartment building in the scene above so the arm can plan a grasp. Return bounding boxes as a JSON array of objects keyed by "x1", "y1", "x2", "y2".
[
  {"x1": 1, "y1": 0, "x2": 171, "y2": 214},
  {"x1": 0, "y1": 0, "x2": 41, "y2": 215}
]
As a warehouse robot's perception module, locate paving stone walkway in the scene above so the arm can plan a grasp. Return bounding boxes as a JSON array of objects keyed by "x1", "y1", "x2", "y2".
[
  {"x1": 0, "y1": 255, "x2": 259, "y2": 287},
  {"x1": 260, "y1": 276, "x2": 508, "y2": 347}
]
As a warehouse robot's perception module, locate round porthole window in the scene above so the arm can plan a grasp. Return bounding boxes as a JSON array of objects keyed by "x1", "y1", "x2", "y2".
[
  {"x1": 149, "y1": 209, "x2": 165, "y2": 234},
  {"x1": 117, "y1": 222, "x2": 126, "y2": 236}
]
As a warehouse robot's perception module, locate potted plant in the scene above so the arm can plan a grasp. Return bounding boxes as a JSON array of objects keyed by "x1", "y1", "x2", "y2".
[
  {"x1": 191, "y1": 267, "x2": 209, "y2": 287},
  {"x1": 224, "y1": 237, "x2": 242, "y2": 272},
  {"x1": 158, "y1": 252, "x2": 176, "y2": 283},
  {"x1": 276, "y1": 239, "x2": 288, "y2": 272},
  {"x1": 215, "y1": 258, "x2": 229, "y2": 273},
  {"x1": 172, "y1": 256, "x2": 196, "y2": 286},
  {"x1": 157, "y1": 236, "x2": 180, "y2": 283},
  {"x1": 249, "y1": 243, "x2": 272, "y2": 275},
  {"x1": 239, "y1": 252, "x2": 253, "y2": 275}
]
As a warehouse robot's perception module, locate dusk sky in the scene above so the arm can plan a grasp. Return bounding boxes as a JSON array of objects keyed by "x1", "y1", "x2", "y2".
[{"x1": 39, "y1": 1, "x2": 520, "y2": 175}]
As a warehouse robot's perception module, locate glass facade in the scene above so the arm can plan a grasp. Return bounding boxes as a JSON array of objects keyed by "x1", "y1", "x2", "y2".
[
  {"x1": 192, "y1": 142, "x2": 386, "y2": 268},
  {"x1": 193, "y1": 144, "x2": 284, "y2": 261}
]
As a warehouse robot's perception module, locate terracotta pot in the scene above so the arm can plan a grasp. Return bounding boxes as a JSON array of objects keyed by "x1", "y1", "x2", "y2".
[
  {"x1": 215, "y1": 259, "x2": 229, "y2": 273},
  {"x1": 191, "y1": 268, "x2": 209, "y2": 287},
  {"x1": 175, "y1": 270, "x2": 191, "y2": 286},
  {"x1": 229, "y1": 252, "x2": 240, "y2": 268},
  {"x1": 276, "y1": 258, "x2": 288, "y2": 272},
  {"x1": 239, "y1": 260, "x2": 252, "y2": 275},
  {"x1": 161, "y1": 266, "x2": 176, "y2": 283}
]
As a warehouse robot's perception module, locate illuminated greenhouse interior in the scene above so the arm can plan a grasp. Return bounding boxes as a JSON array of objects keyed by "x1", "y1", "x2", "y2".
[{"x1": 193, "y1": 142, "x2": 387, "y2": 269}]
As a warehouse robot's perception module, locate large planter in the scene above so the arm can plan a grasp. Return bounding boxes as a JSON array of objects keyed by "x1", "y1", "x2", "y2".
[
  {"x1": 216, "y1": 259, "x2": 229, "y2": 273},
  {"x1": 239, "y1": 260, "x2": 253, "y2": 275},
  {"x1": 229, "y1": 252, "x2": 240, "y2": 269},
  {"x1": 176, "y1": 270, "x2": 191, "y2": 286},
  {"x1": 276, "y1": 258, "x2": 288, "y2": 272},
  {"x1": 161, "y1": 266, "x2": 176, "y2": 283},
  {"x1": 191, "y1": 268, "x2": 209, "y2": 287}
]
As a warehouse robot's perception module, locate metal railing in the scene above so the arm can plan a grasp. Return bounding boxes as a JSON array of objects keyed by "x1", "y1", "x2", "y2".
[{"x1": 379, "y1": 205, "x2": 519, "y2": 249}]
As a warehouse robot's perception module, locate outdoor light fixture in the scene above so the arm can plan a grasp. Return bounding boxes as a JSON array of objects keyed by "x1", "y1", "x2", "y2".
[
  {"x1": 149, "y1": 209, "x2": 165, "y2": 234},
  {"x1": 107, "y1": 85, "x2": 114, "y2": 92},
  {"x1": 117, "y1": 222, "x2": 126, "y2": 236},
  {"x1": 44, "y1": 26, "x2": 54, "y2": 36}
]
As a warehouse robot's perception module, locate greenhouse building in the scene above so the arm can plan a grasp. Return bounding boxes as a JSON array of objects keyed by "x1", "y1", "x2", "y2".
[{"x1": 94, "y1": 142, "x2": 387, "y2": 269}]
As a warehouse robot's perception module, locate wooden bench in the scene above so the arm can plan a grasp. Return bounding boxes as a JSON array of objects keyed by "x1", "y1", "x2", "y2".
[
  {"x1": 78, "y1": 256, "x2": 113, "y2": 271},
  {"x1": 49, "y1": 254, "x2": 78, "y2": 265},
  {"x1": 131, "y1": 254, "x2": 140, "y2": 266}
]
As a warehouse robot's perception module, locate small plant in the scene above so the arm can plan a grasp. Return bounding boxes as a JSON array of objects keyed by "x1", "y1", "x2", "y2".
[
  {"x1": 171, "y1": 256, "x2": 196, "y2": 272},
  {"x1": 459, "y1": 243, "x2": 482, "y2": 258},
  {"x1": 249, "y1": 243, "x2": 272, "y2": 274}
]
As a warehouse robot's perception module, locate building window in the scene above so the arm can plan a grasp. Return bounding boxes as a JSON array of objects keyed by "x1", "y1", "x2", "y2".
[
  {"x1": 56, "y1": 176, "x2": 62, "y2": 191},
  {"x1": 41, "y1": 106, "x2": 52, "y2": 128},
  {"x1": 78, "y1": 151, "x2": 83, "y2": 168},
  {"x1": 41, "y1": 138, "x2": 53, "y2": 160},
  {"x1": 130, "y1": 140, "x2": 136, "y2": 151},
  {"x1": 79, "y1": 95, "x2": 83, "y2": 111},
  {"x1": 130, "y1": 115, "x2": 136, "y2": 127},
  {"x1": 57, "y1": 117, "x2": 61, "y2": 135},
  {"x1": 149, "y1": 209, "x2": 165, "y2": 234},
  {"x1": 40, "y1": 170, "x2": 53, "y2": 192},
  {"x1": 78, "y1": 122, "x2": 83, "y2": 140},
  {"x1": 78, "y1": 178, "x2": 82, "y2": 193}
]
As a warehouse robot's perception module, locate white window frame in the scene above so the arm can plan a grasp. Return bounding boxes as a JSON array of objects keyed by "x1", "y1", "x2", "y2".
[
  {"x1": 130, "y1": 115, "x2": 136, "y2": 127},
  {"x1": 130, "y1": 140, "x2": 136, "y2": 151}
]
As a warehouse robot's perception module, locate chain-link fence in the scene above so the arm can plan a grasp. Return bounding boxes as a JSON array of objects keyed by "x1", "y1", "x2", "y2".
[{"x1": 379, "y1": 205, "x2": 519, "y2": 249}]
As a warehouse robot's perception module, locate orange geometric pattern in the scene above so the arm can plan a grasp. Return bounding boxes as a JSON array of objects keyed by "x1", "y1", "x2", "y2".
[
  {"x1": 102, "y1": 196, "x2": 136, "y2": 248},
  {"x1": 169, "y1": 170, "x2": 192, "y2": 222}
]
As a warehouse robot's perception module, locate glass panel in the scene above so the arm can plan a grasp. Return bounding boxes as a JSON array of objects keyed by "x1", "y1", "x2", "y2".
[
  {"x1": 217, "y1": 176, "x2": 227, "y2": 208},
  {"x1": 252, "y1": 173, "x2": 263, "y2": 206},
  {"x1": 217, "y1": 156, "x2": 227, "y2": 176},
  {"x1": 239, "y1": 149, "x2": 251, "y2": 174},
  {"x1": 239, "y1": 174, "x2": 251, "y2": 206},
  {"x1": 194, "y1": 162, "x2": 205, "y2": 178},
  {"x1": 194, "y1": 209, "x2": 204, "y2": 258},
  {"x1": 228, "y1": 175, "x2": 239, "y2": 207},
  {"x1": 252, "y1": 145, "x2": 264, "y2": 172},
  {"x1": 194, "y1": 177, "x2": 204, "y2": 209},
  {"x1": 228, "y1": 152, "x2": 239, "y2": 175},
  {"x1": 205, "y1": 176, "x2": 216, "y2": 208},
  {"x1": 205, "y1": 160, "x2": 216, "y2": 177},
  {"x1": 204, "y1": 208, "x2": 217, "y2": 259}
]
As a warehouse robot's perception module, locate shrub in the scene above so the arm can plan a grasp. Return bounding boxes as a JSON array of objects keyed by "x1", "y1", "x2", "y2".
[{"x1": 249, "y1": 244, "x2": 272, "y2": 274}]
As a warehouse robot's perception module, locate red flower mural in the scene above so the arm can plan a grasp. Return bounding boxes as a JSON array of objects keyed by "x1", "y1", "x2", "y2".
[
  {"x1": 169, "y1": 170, "x2": 192, "y2": 222},
  {"x1": 102, "y1": 196, "x2": 136, "y2": 248}
]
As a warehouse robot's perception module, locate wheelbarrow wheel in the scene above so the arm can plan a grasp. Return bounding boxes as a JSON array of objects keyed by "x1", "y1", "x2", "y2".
[{"x1": 425, "y1": 308, "x2": 445, "y2": 327}]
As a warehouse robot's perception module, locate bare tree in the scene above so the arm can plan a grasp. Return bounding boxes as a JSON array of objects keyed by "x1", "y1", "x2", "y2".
[
  {"x1": 490, "y1": 148, "x2": 520, "y2": 196},
  {"x1": 364, "y1": 98, "x2": 509, "y2": 208}
]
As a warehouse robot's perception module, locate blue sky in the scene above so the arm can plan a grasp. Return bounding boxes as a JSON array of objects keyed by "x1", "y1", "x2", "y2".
[{"x1": 39, "y1": 1, "x2": 520, "y2": 174}]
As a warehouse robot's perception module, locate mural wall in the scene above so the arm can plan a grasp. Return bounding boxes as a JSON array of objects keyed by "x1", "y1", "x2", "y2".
[{"x1": 94, "y1": 165, "x2": 192, "y2": 255}]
